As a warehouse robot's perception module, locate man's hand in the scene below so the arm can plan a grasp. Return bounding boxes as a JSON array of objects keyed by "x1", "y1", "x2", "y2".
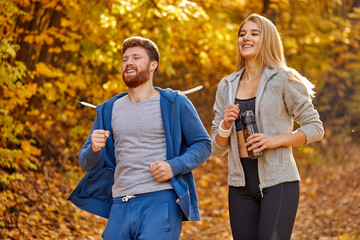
[
  {"x1": 91, "y1": 130, "x2": 110, "y2": 152},
  {"x1": 149, "y1": 161, "x2": 173, "y2": 182}
]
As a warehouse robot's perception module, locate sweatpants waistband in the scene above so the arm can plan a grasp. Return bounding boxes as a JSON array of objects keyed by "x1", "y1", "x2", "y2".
[{"x1": 113, "y1": 189, "x2": 175, "y2": 204}]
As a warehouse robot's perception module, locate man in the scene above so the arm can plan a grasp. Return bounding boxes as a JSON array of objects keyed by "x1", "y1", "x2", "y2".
[{"x1": 68, "y1": 36, "x2": 212, "y2": 239}]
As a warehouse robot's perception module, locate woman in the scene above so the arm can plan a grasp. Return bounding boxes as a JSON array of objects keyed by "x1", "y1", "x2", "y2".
[{"x1": 211, "y1": 14, "x2": 324, "y2": 240}]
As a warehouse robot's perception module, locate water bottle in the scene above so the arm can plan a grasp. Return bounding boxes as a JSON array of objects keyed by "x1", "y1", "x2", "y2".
[{"x1": 240, "y1": 110, "x2": 264, "y2": 159}]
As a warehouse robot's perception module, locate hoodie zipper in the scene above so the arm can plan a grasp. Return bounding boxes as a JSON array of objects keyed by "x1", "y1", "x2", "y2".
[
  {"x1": 175, "y1": 176, "x2": 189, "y2": 203},
  {"x1": 226, "y1": 75, "x2": 248, "y2": 187},
  {"x1": 172, "y1": 102, "x2": 175, "y2": 143},
  {"x1": 228, "y1": 72, "x2": 264, "y2": 198},
  {"x1": 171, "y1": 99, "x2": 189, "y2": 204}
]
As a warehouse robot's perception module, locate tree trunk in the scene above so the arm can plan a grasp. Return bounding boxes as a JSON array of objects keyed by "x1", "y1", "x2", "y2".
[
  {"x1": 30, "y1": 4, "x2": 64, "y2": 108},
  {"x1": 36, "y1": 7, "x2": 64, "y2": 87},
  {"x1": 262, "y1": 0, "x2": 270, "y2": 14},
  {"x1": 351, "y1": 0, "x2": 360, "y2": 9},
  {"x1": 15, "y1": 1, "x2": 41, "y2": 70}
]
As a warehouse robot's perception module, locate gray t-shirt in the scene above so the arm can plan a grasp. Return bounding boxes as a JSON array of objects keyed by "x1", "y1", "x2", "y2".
[{"x1": 111, "y1": 94, "x2": 172, "y2": 198}]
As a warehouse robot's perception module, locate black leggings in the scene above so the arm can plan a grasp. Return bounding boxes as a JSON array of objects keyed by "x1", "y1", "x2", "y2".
[{"x1": 228, "y1": 158, "x2": 299, "y2": 240}]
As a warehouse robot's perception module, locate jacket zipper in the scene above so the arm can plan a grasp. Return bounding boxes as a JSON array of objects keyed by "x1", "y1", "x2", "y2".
[
  {"x1": 176, "y1": 176, "x2": 189, "y2": 203},
  {"x1": 172, "y1": 99, "x2": 188, "y2": 204},
  {"x1": 228, "y1": 75, "x2": 264, "y2": 198},
  {"x1": 172, "y1": 102, "x2": 175, "y2": 144}
]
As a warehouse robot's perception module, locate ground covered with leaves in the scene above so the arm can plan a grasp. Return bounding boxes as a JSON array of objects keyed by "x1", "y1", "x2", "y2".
[{"x1": 1, "y1": 149, "x2": 359, "y2": 239}]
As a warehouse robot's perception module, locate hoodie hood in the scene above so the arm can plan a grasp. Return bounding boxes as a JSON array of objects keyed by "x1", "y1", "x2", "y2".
[{"x1": 156, "y1": 87, "x2": 179, "y2": 103}]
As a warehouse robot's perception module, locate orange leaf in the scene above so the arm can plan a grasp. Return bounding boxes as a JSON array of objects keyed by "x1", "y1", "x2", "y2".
[{"x1": 21, "y1": 140, "x2": 41, "y2": 156}]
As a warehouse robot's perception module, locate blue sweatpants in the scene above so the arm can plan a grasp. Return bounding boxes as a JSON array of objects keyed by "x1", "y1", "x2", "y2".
[{"x1": 102, "y1": 189, "x2": 182, "y2": 240}]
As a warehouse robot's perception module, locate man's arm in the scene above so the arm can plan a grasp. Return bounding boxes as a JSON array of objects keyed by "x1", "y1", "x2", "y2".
[
  {"x1": 79, "y1": 117, "x2": 109, "y2": 172},
  {"x1": 166, "y1": 96, "x2": 212, "y2": 176}
]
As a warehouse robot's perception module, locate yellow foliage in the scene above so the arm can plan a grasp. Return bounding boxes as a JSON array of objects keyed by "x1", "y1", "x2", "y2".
[
  {"x1": 21, "y1": 140, "x2": 41, "y2": 156},
  {"x1": 199, "y1": 178, "x2": 208, "y2": 188},
  {"x1": 35, "y1": 62, "x2": 64, "y2": 78},
  {"x1": 44, "y1": 0, "x2": 58, "y2": 9},
  {"x1": 337, "y1": 233, "x2": 360, "y2": 240},
  {"x1": 1, "y1": 0, "x2": 360, "y2": 239},
  {"x1": 23, "y1": 34, "x2": 34, "y2": 44},
  {"x1": 49, "y1": 46, "x2": 62, "y2": 53},
  {"x1": 63, "y1": 42, "x2": 80, "y2": 52}
]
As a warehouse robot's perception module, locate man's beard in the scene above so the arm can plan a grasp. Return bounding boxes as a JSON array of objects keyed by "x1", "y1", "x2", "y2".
[{"x1": 122, "y1": 66, "x2": 151, "y2": 88}]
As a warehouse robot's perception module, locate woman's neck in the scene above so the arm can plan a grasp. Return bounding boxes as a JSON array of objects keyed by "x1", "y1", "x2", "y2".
[{"x1": 243, "y1": 60, "x2": 264, "y2": 82}]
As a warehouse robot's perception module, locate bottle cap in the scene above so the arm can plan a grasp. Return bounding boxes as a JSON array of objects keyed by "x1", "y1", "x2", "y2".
[{"x1": 240, "y1": 110, "x2": 256, "y2": 125}]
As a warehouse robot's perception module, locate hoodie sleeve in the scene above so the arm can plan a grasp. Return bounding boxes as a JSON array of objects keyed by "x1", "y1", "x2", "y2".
[
  {"x1": 166, "y1": 95, "x2": 212, "y2": 176},
  {"x1": 283, "y1": 74, "x2": 325, "y2": 145},
  {"x1": 79, "y1": 116, "x2": 102, "y2": 172},
  {"x1": 211, "y1": 79, "x2": 231, "y2": 157}
]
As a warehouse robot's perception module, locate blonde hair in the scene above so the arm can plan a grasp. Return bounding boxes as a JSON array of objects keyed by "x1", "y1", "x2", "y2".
[{"x1": 236, "y1": 14, "x2": 315, "y2": 97}]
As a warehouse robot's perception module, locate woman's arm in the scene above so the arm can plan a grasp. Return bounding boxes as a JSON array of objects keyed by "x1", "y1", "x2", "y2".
[
  {"x1": 211, "y1": 80, "x2": 241, "y2": 156},
  {"x1": 214, "y1": 104, "x2": 240, "y2": 148},
  {"x1": 246, "y1": 129, "x2": 306, "y2": 153},
  {"x1": 246, "y1": 71, "x2": 324, "y2": 152}
]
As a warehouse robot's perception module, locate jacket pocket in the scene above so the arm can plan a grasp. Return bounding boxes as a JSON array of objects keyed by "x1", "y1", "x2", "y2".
[
  {"x1": 78, "y1": 167, "x2": 114, "y2": 200},
  {"x1": 264, "y1": 148, "x2": 281, "y2": 167}
]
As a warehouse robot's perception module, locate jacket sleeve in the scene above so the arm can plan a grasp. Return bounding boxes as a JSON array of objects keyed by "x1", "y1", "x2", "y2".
[
  {"x1": 211, "y1": 79, "x2": 230, "y2": 157},
  {"x1": 79, "y1": 116, "x2": 102, "y2": 172},
  {"x1": 166, "y1": 96, "x2": 212, "y2": 176},
  {"x1": 283, "y1": 74, "x2": 325, "y2": 145}
]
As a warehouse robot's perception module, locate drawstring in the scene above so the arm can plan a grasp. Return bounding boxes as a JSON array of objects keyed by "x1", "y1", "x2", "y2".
[
  {"x1": 259, "y1": 184, "x2": 264, "y2": 198},
  {"x1": 122, "y1": 194, "x2": 135, "y2": 202}
]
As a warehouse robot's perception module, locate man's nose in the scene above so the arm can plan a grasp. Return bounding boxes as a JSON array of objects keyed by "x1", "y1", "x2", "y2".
[{"x1": 126, "y1": 58, "x2": 134, "y2": 64}]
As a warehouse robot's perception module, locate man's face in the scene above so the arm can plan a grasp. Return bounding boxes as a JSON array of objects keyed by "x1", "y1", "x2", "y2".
[{"x1": 122, "y1": 46, "x2": 153, "y2": 88}]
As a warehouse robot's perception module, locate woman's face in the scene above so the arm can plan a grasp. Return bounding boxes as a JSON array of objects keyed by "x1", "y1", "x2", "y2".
[{"x1": 237, "y1": 21, "x2": 261, "y2": 61}]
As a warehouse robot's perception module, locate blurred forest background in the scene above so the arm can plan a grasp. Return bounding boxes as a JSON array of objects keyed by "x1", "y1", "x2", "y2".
[{"x1": 1, "y1": 0, "x2": 359, "y2": 239}]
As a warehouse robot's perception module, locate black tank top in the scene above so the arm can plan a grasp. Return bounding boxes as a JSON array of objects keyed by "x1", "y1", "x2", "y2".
[{"x1": 234, "y1": 97, "x2": 256, "y2": 132}]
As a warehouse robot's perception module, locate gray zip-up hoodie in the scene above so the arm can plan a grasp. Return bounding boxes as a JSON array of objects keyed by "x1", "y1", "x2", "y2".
[{"x1": 211, "y1": 67, "x2": 324, "y2": 189}]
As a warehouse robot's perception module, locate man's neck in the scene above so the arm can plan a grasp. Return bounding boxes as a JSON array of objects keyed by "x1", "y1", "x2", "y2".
[{"x1": 127, "y1": 82, "x2": 158, "y2": 103}]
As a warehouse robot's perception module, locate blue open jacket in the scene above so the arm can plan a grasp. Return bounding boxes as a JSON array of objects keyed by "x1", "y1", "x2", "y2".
[{"x1": 68, "y1": 87, "x2": 212, "y2": 221}]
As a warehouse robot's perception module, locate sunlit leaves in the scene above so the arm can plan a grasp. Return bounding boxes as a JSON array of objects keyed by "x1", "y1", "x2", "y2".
[
  {"x1": 0, "y1": 38, "x2": 27, "y2": 90},
  {"x1": 1, "y1": 0, "x2": 360, "y2": 239}
]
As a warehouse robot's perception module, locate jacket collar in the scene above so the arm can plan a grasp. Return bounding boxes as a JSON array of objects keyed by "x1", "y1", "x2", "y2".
[
  {"x1": 226, "y1": 67, "x2": 279, "y2": 83},
  {"x1": 257, "y1": 67, "x2": 279, "y2": 97},
  {"x1": 99, "y1": 87, "x2": 178, "y2": 108},
  {"x1": 156, "y1": 87, "x2": 178, "y2": 103},
  {"x1": 223, "y1": 67, "x2": 280, "y2": 106},
  {"x1": 262, "y1": 67, "x2": 279, "y2": 83}
]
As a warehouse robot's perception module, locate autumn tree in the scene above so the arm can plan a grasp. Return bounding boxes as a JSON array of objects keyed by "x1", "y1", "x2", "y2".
[{"x1": 1, "y1": 0, "x2": 360, "y2": 239}]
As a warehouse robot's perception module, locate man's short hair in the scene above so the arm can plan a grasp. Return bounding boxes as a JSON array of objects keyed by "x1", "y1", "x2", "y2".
[{"x1": 122, "y1": 36, "x2": 160, "y2": 75}]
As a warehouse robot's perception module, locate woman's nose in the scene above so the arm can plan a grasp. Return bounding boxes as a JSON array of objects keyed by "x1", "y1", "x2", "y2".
[{"x1": 243, "y1": 33, "x2": 250, "y2": 41}]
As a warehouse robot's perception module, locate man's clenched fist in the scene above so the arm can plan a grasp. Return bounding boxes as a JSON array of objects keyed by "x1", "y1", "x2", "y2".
[
  {"x1": 149, "y1": 161, "x2": 173, "y2": 182},
  {"x1": 91, "y1": 130, "x2": 110, "y2": 152}
]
